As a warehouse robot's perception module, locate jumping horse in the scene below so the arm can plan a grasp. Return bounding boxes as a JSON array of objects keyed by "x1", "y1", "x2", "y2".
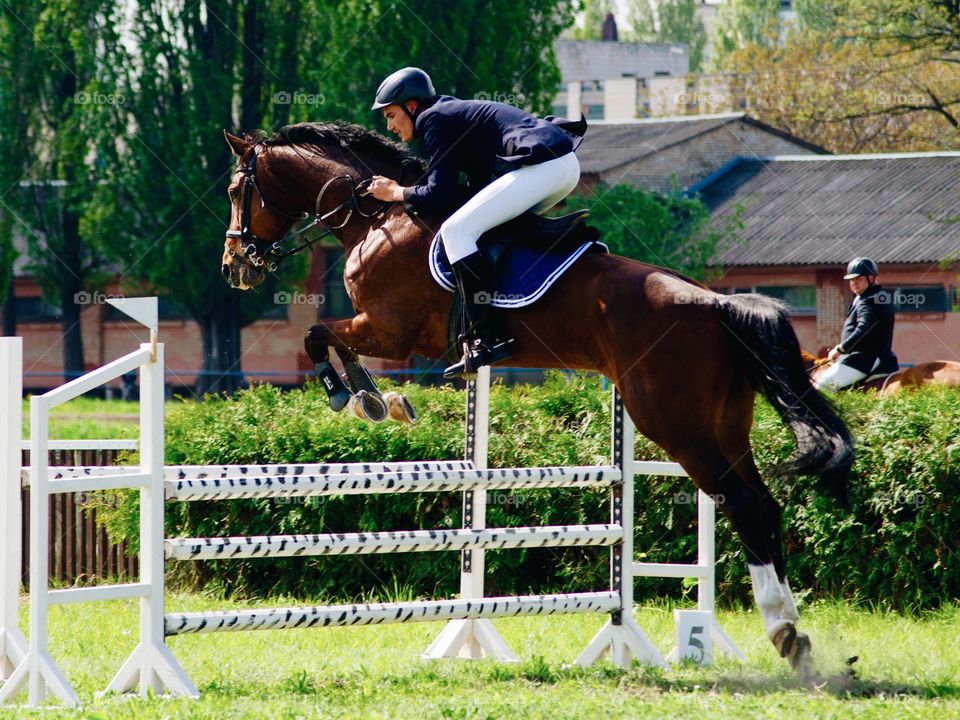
[
  {"x1": 220, "y1": 122, "x2": 854, "y2": 673},
  {"x1": 803, "y1": 351, "x2": 960, "y2": 395}
]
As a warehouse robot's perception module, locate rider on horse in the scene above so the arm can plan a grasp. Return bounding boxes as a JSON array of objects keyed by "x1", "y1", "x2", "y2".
[
  {"x1": 367, "y1": 67, "x2": 584, "y2": 378},
  {"x1": 813, "y1": 257, "x2": 899, "y2": 391}
]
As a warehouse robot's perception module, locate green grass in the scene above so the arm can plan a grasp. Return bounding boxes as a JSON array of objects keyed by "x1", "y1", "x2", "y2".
[
  {"x1": 2, "y1": 596, "x2": 959, "y2": 718},
  {"x1": 21, "y1": 397, "x2": 149, "y2": 440}
]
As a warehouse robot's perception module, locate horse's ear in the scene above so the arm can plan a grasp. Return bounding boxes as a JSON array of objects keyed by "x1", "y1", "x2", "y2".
[{"x1": 224, "y1": 130, "x2": 249, "y2": 157}]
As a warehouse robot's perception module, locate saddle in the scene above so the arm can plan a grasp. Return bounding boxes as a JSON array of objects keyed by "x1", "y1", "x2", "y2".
[{"x1": 478, "y1": 209, "x2": 597, "y2": 269}]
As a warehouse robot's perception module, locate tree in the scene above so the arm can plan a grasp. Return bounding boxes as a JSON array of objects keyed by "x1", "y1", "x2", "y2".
[
  {"x1": 89, "y1": 0, "x2": 306, "y2": 395},
  {"x1": 719, "y1": 2, "x2": 960, "y2": 152},
  {"x1": 836, "y1": 0, "x2": 960, "y2": 129},
  {"x1": 297, "y1": 0, "x2": 578, "y2": 122},
  {"x1": 629, "y1": 0, "x2": 707, "y2": 72},
  {"x1": 0, "y1": 0, "x2": 120, "y2": 379},
  {"x1": 568, "y1": 184, "x2": 742, "y2": 281},
  {"x1": 569, "y1": 0, "x2": 615, "y2": 40},
  {"x1": 711, "y1": 0, "x2": 782, "y2": 67}
]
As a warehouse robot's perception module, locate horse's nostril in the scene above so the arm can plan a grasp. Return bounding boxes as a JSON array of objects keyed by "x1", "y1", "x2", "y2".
[{"x1": 222, "y1": 263, "x2": 231, "y2": 279}]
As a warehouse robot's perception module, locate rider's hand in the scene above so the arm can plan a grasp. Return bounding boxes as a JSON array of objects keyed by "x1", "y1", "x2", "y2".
[
  {"x1": 368, "y1": 175, "x2": 404, "y2": 202},
  {"x1": 828, "y1": 345, "x2": 842, "y2": 362}
]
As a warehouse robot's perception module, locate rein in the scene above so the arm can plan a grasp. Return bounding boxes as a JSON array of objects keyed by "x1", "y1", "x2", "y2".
[{"x1": 225, "y1": 145, "x2": 391, "y2": 271}]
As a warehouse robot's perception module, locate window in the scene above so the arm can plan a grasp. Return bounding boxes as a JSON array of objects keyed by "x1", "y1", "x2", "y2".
[
  {"x1": 758, "y1": 286, "x2": 816, "y2": 314},
  {"x1": 584, "y1": 104, "x2": 604, "y2": 120},
  {"x1": 320, "y1": 248, "x2": 354, "y2": 319},
  {"x1": 728, "y1": 286, "x2": 816, "y2": 315},
  {"x1": 551, "y1": 105, "x2": 567, "y2": 118},
  {"x1": 888, "y1": 285, "x2": 949, "y2": 313},
  {"x1": 15, "y1": 296, "x2": 61, "y2": 323}
]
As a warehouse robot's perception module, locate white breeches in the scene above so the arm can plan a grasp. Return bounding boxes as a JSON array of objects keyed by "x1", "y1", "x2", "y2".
[
  {"x1": 440, "y1": 152, "x2": 581, "y2": 264},
  {"x1": 813, "y1": 362, "x2": 867, "y2": 391}
]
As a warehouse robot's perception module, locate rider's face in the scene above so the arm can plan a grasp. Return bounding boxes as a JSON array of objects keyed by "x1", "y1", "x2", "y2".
[
  {"x1": 383, "y1": 104, "x2": 415, "y2": 142},
  {"x1": 849, "y1": 275, "x2": 871, "y2": 295}
]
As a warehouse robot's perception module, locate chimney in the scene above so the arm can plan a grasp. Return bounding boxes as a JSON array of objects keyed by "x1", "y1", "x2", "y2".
[{"x1": 602, "y1": 12, "x2": 618, "y2": 42}]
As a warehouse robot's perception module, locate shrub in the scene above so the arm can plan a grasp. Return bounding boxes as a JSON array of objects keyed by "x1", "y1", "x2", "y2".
[{"x1": 92, "y1": 374, "x2": 960, "y2": 610}]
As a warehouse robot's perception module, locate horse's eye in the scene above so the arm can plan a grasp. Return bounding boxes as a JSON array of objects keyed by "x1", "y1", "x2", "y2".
[{"x1": 228, "y1": 188, "x2": 238, "y2": 200}]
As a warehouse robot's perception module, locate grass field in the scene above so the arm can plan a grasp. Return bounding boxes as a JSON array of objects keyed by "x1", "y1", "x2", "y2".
[
  {"x1": 22, "y1": 397, "x2": 145, "y2": 440},
  {"x1": 2, "y1": 596, "x2": 958, "y2": 719}
]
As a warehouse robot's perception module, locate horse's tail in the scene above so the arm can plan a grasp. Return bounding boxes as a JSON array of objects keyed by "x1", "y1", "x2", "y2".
[{"x1": 716, "y1": 293, "x2": 854, "y2": 489}]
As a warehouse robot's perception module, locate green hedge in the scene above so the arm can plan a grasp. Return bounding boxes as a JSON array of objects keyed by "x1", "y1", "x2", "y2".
[{"x1": 92, "y1": 373, "x2": 960, "y2": 610}]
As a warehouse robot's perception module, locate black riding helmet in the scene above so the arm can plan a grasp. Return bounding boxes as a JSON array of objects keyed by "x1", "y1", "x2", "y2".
[
  {"x1": 843, "y1": 257, "x2": 879, "y2": 279},
  {"x1": 371, "y1": 67, "x2": 436, "y2": 114}
]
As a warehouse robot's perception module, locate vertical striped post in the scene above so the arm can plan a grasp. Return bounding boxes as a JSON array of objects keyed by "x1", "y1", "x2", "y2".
[
  {"x1": 423, "y1": 366, "x2": 514, "y2": 661},
  {"x1": 0, "y1": 338, "x2": 26, "y2": 680},
  {"x1": 576, "y1": 383, "x2": 666, "y2": 668}
]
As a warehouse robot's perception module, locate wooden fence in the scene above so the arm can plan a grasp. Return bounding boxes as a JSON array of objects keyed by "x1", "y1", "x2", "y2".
[{"x1": 19, "y1": 447, "x2": 137, "y2": 586}]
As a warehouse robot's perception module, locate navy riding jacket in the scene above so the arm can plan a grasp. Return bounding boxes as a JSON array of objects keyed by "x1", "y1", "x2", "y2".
[
  {"x1": 402, "y1": 95, "x2": 578, "y2": 215},
  {"x1": 839, "y1": 284, "x2": 899, "y2": 375}
]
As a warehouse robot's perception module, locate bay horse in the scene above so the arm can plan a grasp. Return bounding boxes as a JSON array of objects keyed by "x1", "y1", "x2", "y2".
[
  {"x1": 803, "y1": 351, "x2": 960, "y2": 395},
  {"x1": 220, "y1": 122, "x2": 854, "y2": 673}
]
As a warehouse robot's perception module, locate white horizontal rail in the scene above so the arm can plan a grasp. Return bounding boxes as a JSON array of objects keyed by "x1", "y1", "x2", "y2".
[
  {"x1": 36, "y1": 347, "x2": 151, "y2": 409},
  {"x1": 165, "y1": 591, "x2": 621, "y2": 635},
  {"x1": 19, "y1": 440, "x2": 138, "y2": 451},
  {"x1": 47, "y1": 472, "x2": 151, "y2": 495},
  {"x1": 634, "y1": 461, "x2": 688, "y2": 477},
  {"x1": 165, "y1": 524, "x2": 624, "y2": 561},
  {"x1": 47, "y1": 583, "x2": 150, "y2": 606},
  {"x1": 165, "y1": 460, "x2": 475, "y2": 480},
  {"x1": 632, "y1": 562, "x2": 712, "y2": 579},
  {"x1": 166, "y1": 465, "x2": 623, "y2": 502}
]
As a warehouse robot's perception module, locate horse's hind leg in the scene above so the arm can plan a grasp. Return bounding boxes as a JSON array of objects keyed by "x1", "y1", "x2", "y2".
[
  {"x1": 673, "y1": 444, "x2": 811, "y2": 672},
  {"x1": 716, "y1": 402, "x2": 812, "y2": 674},
  {"x1": 620, "y1": 379, "x2": 811, "y2": 673}
]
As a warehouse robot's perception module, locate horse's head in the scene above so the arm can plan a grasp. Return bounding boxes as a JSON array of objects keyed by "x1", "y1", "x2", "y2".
[{"x1": 221, "y1": 131, "x2": 301, "y2": 290}]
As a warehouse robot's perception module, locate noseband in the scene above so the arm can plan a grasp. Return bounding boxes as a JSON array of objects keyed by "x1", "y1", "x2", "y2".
[{"x1": 225, "y1": 145, "x2": 390, "y2": 272}]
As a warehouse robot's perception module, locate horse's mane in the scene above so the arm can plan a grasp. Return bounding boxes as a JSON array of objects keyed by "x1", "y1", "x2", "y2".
[{"x1": 254, "y1": 122, "x2": 426, "y2": 173}]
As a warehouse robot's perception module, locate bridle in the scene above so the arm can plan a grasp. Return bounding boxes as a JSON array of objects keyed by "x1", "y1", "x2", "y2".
[{"x1": 224, "y1": 144, "x2": 390, "y2": 272}]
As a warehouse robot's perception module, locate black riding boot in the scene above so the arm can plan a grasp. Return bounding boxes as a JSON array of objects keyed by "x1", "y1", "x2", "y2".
[{"x1": 443, "y1": 251, "x2": 514, "y2": 378}]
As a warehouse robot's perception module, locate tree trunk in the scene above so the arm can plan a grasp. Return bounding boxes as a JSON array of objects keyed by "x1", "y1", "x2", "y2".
[
  {"x1": 195, "y1": 302, "x2": 244, "y2": 396},
  {"x1": 59, "y1": 284, "x2": 85, "y2": 381},
  {"x1": 58, "y1": 201, "x2": 86, "y2": 381},
  {"x1": 1, "y1": 279, "x2": 14, "y2": 336}
]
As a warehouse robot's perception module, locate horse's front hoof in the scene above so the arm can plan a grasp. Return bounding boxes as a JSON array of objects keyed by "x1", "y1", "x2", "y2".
[
  {"x1": 383, "y1": 391, "x2": 417, "y2": 424},
  {"x1": 349, "y1": 390, "x2": 388, "y2": 422}
]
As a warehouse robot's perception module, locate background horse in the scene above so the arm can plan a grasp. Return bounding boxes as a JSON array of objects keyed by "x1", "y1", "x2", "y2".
[
  {"x1": 803, "y1": 351, "x2": 960, "y2": 394},
  {"x1": 220, "y1": 122, "x2": 854, "y2": 672}
]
